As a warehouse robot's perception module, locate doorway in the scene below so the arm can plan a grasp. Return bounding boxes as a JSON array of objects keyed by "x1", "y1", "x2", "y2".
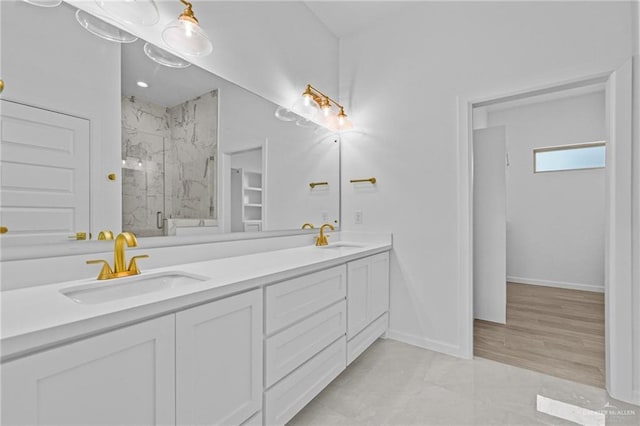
[
  {"x1": 222, "y1": 147, "x2": 265, "y2": 233},
  {"x1": 458, "y1": 60, "x2": 635, "y2": 403},
  {"x1": 471, "y1": 86, "x2": 607, "y2": 387}
]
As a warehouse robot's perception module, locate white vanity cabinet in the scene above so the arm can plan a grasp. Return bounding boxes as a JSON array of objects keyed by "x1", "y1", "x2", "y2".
[
  {"x1": 346, "y1": 251, "x2": 390, "y2": 364},
  {"x1": 264, "y1": 265, "x2": 347, "y2": 425},
  {"x1": 1, "y1": 315, "x2": 176, "y2": 426},
  {"x1": 176, "y1": 288, "x2": 262, "y2": 426}
]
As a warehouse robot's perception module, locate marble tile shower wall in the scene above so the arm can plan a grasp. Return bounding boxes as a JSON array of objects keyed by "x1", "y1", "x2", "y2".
[
  {"x1": 121, "y1": 92, "x2": 218, "y2": 237},
  {"x1": 167, "y1": 91, "x2": 218, "y2": 221}
]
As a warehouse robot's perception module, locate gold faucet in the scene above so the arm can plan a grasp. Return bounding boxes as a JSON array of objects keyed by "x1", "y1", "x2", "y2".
[
  {"x1": 315, "y1": 223, "x2": 335, "y2": 246},
  {"x1": 302, "y1": 223, "x2": 314, "y2": 229},
  {"x1": 98, "y1": 230, "x2": 114, "y2": 240},
  {"x1": 86, "y1": 232, "x2": 149, "y2": 280}
]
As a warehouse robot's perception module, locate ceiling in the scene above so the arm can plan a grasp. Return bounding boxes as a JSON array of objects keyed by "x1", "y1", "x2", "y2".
[{"x1": 303, "y1": 1, "x2": 411, "y2": 39}]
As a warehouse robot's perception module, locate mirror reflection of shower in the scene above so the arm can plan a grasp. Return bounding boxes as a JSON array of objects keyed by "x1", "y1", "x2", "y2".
[{"x1": 121, "y1": 90, "x2": 219, "y2": 237}]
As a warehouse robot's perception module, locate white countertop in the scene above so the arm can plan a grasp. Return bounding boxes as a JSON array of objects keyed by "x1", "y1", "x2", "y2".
[{"x1": 1, "y1": 240, "x2": 391, "y2": 361}]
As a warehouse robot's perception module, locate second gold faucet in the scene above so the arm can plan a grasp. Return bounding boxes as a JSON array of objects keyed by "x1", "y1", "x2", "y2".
[
  {"x1": 87, "y1": 232, "x2": 148, "y2": 280},
  {"x1": 315, "y1": 223, "x2": 335, "y2": 246}
]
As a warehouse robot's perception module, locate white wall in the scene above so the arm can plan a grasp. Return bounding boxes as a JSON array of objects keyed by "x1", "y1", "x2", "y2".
[
  {"x1": 1, "y1": 0, "x2": 121, "y2": 235},
  {"x1": 487, "y1": 91, "x2": 606, "y2": 292},
  {"x1": 339, "y1": 1, "x2": 633, "y2": 358},
  {"x1": 231, "y1": 149, "x2": 262, "y2": 173}
]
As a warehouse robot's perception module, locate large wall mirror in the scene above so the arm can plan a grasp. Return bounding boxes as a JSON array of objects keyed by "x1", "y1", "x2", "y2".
[{"x1": 0, "y1": 0, "x2": 339, "y2": 254}]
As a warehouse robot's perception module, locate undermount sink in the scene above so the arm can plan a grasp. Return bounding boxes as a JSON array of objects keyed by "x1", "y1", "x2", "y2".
[
  {"x1": 61, "y1": 272, "x2": 209, "y2": 304},
  {"x1": 316, "y1": 242, "x2": 365, "y2": 250}
]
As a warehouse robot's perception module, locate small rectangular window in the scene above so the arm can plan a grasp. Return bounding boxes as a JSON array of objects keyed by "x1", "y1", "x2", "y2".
[{"x1": 534, "y1": 142, "x2": 606, "y2": 173}]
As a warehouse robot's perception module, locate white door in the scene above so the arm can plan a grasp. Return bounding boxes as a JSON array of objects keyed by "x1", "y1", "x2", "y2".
[
  {"x1": 1, "y1": 315, "x2": 176, "y2": 425},
  {"x1": 176, "y1": 289, "x2": 262, "y2": 425},
  {"x1": 473, "y1": 126, "x2": 507, "y2": 324},
  {"x1": 604, "y1": 58, "x2": 634, "y2": 402},
  {"x1": 0, "y1": 100, "x2": 90, "y2": 242}
]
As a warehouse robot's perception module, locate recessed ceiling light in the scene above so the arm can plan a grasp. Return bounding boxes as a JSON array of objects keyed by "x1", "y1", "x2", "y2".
[{"x1": 137, "y1": 81, "x2": 149, "y2": 88}]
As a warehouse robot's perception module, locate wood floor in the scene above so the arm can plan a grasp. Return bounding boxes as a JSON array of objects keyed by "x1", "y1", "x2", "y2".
[{"x1": 474, "y1": 282, "x2": 605, "y2": 388}]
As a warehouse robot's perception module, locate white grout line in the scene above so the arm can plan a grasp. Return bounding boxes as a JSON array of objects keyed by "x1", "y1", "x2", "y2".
[{"x1": 536, "y1": 395, "x2": 605, "y2": 426}]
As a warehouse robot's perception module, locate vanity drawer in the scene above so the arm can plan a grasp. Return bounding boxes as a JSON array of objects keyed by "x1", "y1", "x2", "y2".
[
  {"x1": 265, "y1": 265, "x2": 346, "y2": 335},
  {"x1": 265, "y1": 300, "x2": 346, "y2": 388},
  {"x1": 264, "y1": 336, "x2": 346, "y2": 426}
]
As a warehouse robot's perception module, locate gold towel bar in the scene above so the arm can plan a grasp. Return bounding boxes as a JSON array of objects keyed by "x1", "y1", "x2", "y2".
[
  {"x1": 350, "y1": 177, "x2": 377, "y2": 184},
  {"x1": 309, "y1": 181, "x2": 328, "y2": 189}
]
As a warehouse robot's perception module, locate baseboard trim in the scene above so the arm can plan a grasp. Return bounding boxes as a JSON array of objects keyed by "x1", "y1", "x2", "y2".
[
  {"x1": 386, "y1": 329, "x2": 462, "y2": 358},
  {"x1": 507, "y1": 276, "x2": 604, "y2": 293}
]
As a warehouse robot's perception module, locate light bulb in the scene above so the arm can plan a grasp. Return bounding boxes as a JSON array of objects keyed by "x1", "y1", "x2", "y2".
[
  {"x1": 303, "y1": 93, "x2": 313, "y2": 107},
  {"x1": 137, "y1": 160, "x2": 143, "y2": 167},
  {"x1": 320, "y1": 97, "x2": 332, "y2": 117},
  {"x1": 122, "y1": 159, "x2": 126, "y2": 165}
]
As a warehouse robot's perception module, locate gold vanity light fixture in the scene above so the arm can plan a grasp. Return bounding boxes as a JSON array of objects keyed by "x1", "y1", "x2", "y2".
[
  {"x1": 286, "y1": 84, "x2": 354, "y2": 131},
  {"x1": 162, "y1": 0, "x2": 213, "y2": 57}
]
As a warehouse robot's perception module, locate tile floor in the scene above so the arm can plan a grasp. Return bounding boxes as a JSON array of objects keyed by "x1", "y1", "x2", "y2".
[{"x1": 288, "y1": 339, "x2": 639, "y2": 425}]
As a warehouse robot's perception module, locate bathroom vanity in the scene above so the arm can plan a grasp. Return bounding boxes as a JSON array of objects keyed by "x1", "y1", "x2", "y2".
[{"x1": 0, "y1": 236, "x2": 391, "y2": 425}]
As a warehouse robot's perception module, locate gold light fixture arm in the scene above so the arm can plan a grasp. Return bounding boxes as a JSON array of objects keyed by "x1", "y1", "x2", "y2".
[
  {"x1": 178, "y1": 0, "x2": 198, "y2": 24},
  {"x1": 304, "y1": 84, "x2": 345, "y2": 112}
]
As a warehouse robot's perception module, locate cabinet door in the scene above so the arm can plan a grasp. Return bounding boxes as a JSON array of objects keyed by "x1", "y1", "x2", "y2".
[
  {"x1": 1, "y1": 315, "x2": 175, "y2": 426},
  {"x1": 347, "y1": 252, "x2": 390, "y2": 339},
  {"x1": 176, "y1": 289, "x2": 262, "y2": 426},
  {"x1": 369, "y1": 252, "x2": 390, "y2": 320},
  {"x1": 347, "y1": 258, "x2": 370, "y2": 339}
]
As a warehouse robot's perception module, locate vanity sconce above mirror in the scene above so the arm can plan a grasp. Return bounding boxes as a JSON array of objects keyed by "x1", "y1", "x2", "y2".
[
  {"x1": 275, "y1": 84, "x2": 354, "y2": 132},
  {"x1": 31, "y1": 0, "x2": 213, "y2": 58}
]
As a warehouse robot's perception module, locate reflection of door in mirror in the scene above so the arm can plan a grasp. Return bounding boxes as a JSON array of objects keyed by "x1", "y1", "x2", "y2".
[
  {"x1": 229, "y1": 148, "x2": 263, "y2": 232},
  {"x1": 121, "y1": 91, "x2": 218, "y2": 237},
  {"x1": 0, "y1": 100, "x2": 90, "y2": 244}
]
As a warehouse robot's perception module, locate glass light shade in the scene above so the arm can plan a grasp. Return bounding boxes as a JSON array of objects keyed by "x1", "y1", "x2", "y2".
[
  {"x1": 291, "y1": 95, "x2": 320, "y2": 121},
  {"x1": 323, "y1": 113, "x2": 354, "y2": 132},
  {"x1": 23, "y1": 0, "x2": 62, "y2": 7},
  {"x1": 96, "y1": 0, "x2": 159, "y2": 26},
  {"x1": 75, "y1": 9, "x2": 138, "y2": 43},
  {"x1": 143, "y1": 42, "x2": 191, "y2": 68},
  {"x1": 162, "y1": 19, "x2": 213, "y2": 57},
  {"x1": 274, "y1": 106, "x2": 298, "y2": 122}
]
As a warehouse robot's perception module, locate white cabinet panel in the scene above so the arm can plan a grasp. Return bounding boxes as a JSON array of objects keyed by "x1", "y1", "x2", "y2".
[
  {"x1": 369, "y1": 252, "x2": 391, "y2": 320},
  {"x1": 265, "y1": 300, "x2": 346, "y2": 388},
  {"x1": 1, "y1": 315, "x2": 175, "y2": 426},
  {"x1": 347, "y1": 252, "x2": 390, "y2": 339},
  {"x1": 347, "y1": 313, "x2": 388, "y2": 365},
  {"x1": 265, "y1": 265, "x2": 346, "y2": 335},
  {"x1": 346, "y1": 258, "x2": 369, "y2": 339},
  {"x1": 264, "y1": 337, "x2": 346, "y2": 426},
  {"x1": 176, "y1": 289, "x2": 262, "y2": 426}
]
